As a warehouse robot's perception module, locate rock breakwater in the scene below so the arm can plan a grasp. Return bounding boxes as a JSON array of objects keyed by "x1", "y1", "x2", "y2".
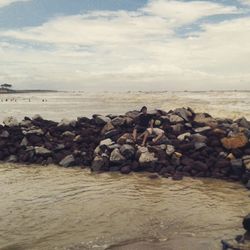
[{"x1": 1, "y1": 108, "x2": 250, "y2": 189}]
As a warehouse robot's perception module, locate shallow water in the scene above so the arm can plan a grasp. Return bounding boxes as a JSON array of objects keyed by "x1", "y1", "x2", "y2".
[
  {"x1": 0, "y1": 91, "x2": 250, "y2": 122},
  {"x1": 0, "y1": 163, "x2": 250, "y2": 250}
]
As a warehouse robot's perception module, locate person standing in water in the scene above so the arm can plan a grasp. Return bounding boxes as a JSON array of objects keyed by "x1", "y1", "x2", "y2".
[{"x1": 133, "y1": 106, "x2": 151, "y2": 142}]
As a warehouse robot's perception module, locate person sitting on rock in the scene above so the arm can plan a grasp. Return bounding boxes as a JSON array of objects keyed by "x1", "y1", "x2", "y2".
[
  {"x1": 133, "y1": 106, "x2": 151, "y2": 142},
  {"x1": 141, "y1": 110, "x2": 165, "y2": 147}
]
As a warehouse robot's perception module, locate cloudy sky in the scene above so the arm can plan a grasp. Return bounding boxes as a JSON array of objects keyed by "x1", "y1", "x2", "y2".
[{"x1": 0, "y1": 0, "x2": 250, "y2": 91}]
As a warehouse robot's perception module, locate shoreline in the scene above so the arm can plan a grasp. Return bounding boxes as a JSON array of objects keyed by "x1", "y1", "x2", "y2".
[
  {"x1": 0, "y1": 89, "x2": 58, "y2": 94},
  {"x1": 0, "y1": 107, "x2": 250, "y2": 190}
]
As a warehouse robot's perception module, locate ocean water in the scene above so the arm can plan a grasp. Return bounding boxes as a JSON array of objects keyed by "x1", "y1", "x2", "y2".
[{"x1": 0, "y1": 91, "x2": 250, "y2": 122}]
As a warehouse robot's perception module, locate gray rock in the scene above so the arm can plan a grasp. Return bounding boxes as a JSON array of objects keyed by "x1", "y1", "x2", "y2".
[
  {"x1": 7, "y1": 155, "x2": 17, "y2": 162},
  {"x1": 24, "y1": 128, "x2": 44, "y2": 136},
  {"x1": 94, "y1": 115, "x2": 111, "y2": 125},
  {"x1": 58, "y1": 119, "x2": 76, "y2": 127},
  {"x1": 171, "y1": 124, "x2": 183, "y2": 132},
  {"x1": 20, "y1": 137, "x2": 28, "y2": 147},
  {"x1": 194, "y1": 126, "x2": 211, "y2": 133},
  {"x1": 73, "y1": 135, "x2": 82, "y2": 142},
  {"x1": 110, "y1": 148, "x2": 125, "y2": 164},
  {"x1": 100, "y1": 138, "x2": 114, "y2": 146},
  {"x1": 231, "y1": 159, "x2": 243, "y2": 168},
  {"x1": 235, "y1": 117, "x2": 250, "y2": 129},
  {"x1": 243, "y1": 155, "x2": 250, "y2": 170},
  {"x1": 91, "y1": 155, "x2": 109, "y2": 171},
  {"x1": 194, "y1": 142, "x2": 207, "y2": 150},
  {"x1": 59, "y1": 155, "x2": 75, "y2": 167},
  {"x1": 174, "y1": 108, "x2": 192, "y2": 121},
  {"x1": 191, "y1": 133, "x2": 207, "y2": 143},
  {"x1": 62, "y1": 131, "x2": 75, "y2": 137},
  {"x1": 3, "y1": 117, "x2": 19, "y2": 127},
  {"x1": 169, "y1": 114, "x2": 184, "y2": 123},
  {"x1": 35, "y1": 147, "x2": 52, "y2": 155},
  {"x1": 125, "y1": 110, "x2": 140, "y2": 119},
  {"x1": 101, "y1": 122, "x2": 115, "y2": 134},
  {"x1": 194, "y1": 113, "x2": 217, "y2": 127},
  {"x1": 111, "y1": 116, "x2": 125, "y2": 127},
  {"x1": 20, "y1": 120, "x2": 32, "y2": 127},
  {"x1": 166, "y1": 145, "x2": 175, "y2": 156},
  {"x1": 120, "y1": 144, "x2": 135, "y2": 159},
  {"x1": 185, "y1": 123, "x2": 193, "y2": 128},
  {"x1": 0, "y1": 130, "x2": 9, "y2": 138},
  {"x1": 139, "y1": 150, "x2": 157, "y2": 165},
  {"x1": 32, "y1": 114, "x2": 43, "y2": 120},
  {"x1": 55, "y1": 144, "x2": 65, "y2": 151},
  {"x1": 177, "y1": 132, "x2": 191, "y2": 141}
]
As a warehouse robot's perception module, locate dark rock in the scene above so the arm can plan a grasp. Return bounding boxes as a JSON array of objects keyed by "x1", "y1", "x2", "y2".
[
  {"x1": 148, "y1": 174, "x2": 159, "y2": 179},
  {"x1": 120, "y1": 165, "x2": 131, "y2": 174},
  {"x1": 243, "y1": 214, "x2": 250, "y2": 231},
  {"x1": 120, "y1": 144, "x2": 135, "y2": 160},
  {"x1": 94, "y1": 115, "x2": 111, "y2": 125}
]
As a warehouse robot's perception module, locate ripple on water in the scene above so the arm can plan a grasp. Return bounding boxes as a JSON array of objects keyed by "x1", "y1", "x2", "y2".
[{"x1": 0, "y1": 163, "x2": 250, "y2": 250}]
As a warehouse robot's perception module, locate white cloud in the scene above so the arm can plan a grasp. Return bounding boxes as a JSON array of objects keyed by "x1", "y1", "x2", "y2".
[
  {"x1": 143, "y1": 0, "x2": 238, "y2": 25},
  {"x1": 240, "y1": 0, "x2": 250, "y2": 5},
  {"x1": 0, "y1": 0, "x2": 30, "y2": 8},
  {"x1": 0, "y1": 0, "x2": 249, "y2": 90}
]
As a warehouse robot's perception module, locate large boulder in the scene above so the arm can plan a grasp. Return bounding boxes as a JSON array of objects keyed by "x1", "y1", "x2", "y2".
[
  {"x1": 111, "y1": 116, "x2": 125, "y2": 127},
  {"x1": 94, "y1": 115, "x2": 111, "y2": 125},
  {"x1": 110, "y1": 148, "x2": 126, "y2": 164},
  {"x1": 138, "y1": 148, "x2": 158, "y2": 165},
  {"x1": 101, "y1": 122, "x2": 115, "y2": 135},
  {"x1": 174, "y1": 108, "x2": 192, "y2": 122},
  {"x1": 169, "y1": 114, "x2": 184, "y2": 123},
  {"x1": 125, "y1": 110, "x2": 140, "y2": 119},
  {"x1": 194, "y1": 113, "x2": 217, "y2": 127},
  {"x1": 59, "y1": 154, "x2": 75, "y2": 167},
  {"x1": 120, "y1": 144, "x2": 135, "y2": 160},
  {"x1": 235, "y1": 117, "x2": 250, "y2": 129},
  {"x1": 91, "y1": 155, "x2": 109, "y2": 171},
  {"x1": 3, "y1": 117, "x2": 19, "y2": 127},
  {"x1": 221, "y1": 133, "x2": 248, "y2": 150}
]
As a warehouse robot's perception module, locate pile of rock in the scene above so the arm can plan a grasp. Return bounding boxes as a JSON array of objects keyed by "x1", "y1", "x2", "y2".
[
  {"x1": 91, "y1": 108, "x2": 250, "y2": 189},
  {"x1": 1, "y1": 107, "x2": 250, "y2": 189},
  {"x1": 0, "y1": 115, "x2": 102, "y2": 167}
]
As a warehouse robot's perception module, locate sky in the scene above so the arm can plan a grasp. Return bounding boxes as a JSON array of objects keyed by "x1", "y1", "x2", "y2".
[{"x1": 0, "y1": 0, "x2": 250, "y2": 91}]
